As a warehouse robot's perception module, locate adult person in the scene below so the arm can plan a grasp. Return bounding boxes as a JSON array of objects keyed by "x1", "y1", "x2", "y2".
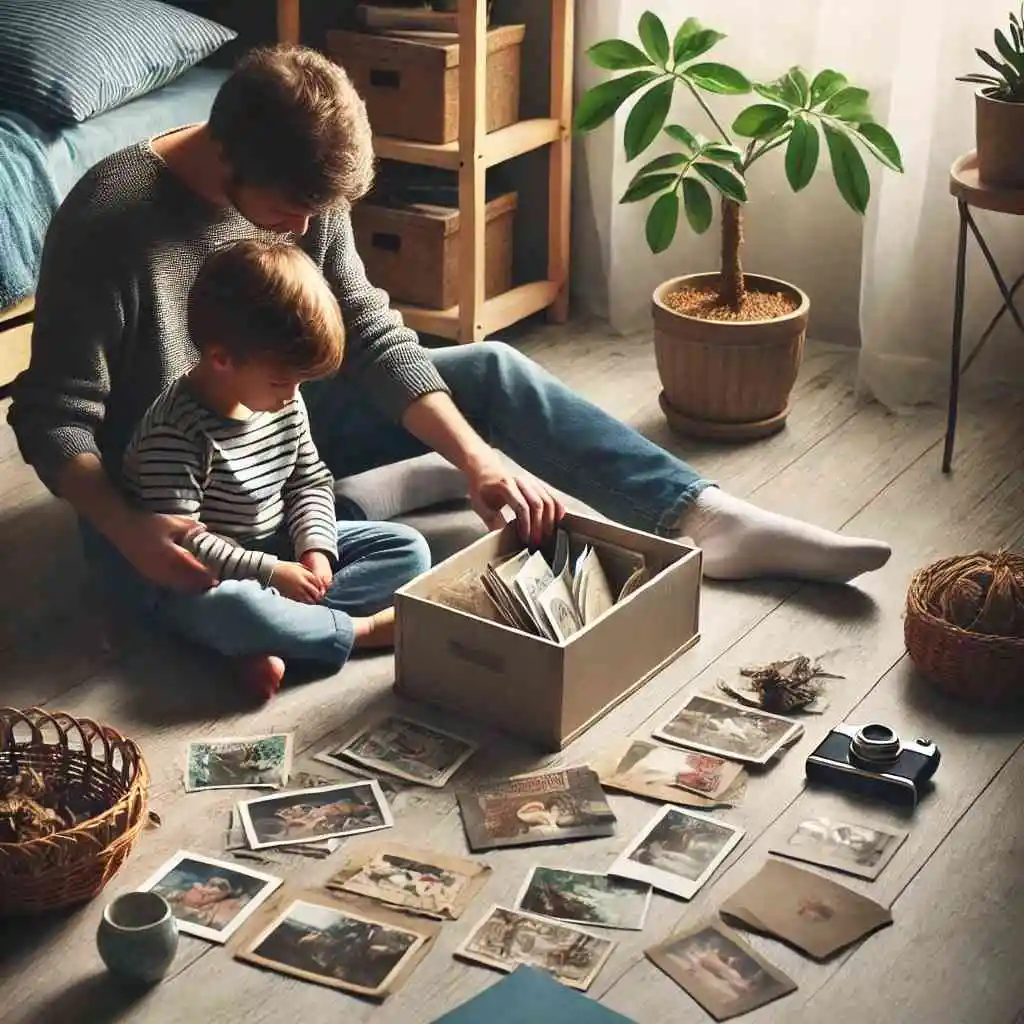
[{"x1": 7, "y1": 45, "x2": 890, "y2": 619}]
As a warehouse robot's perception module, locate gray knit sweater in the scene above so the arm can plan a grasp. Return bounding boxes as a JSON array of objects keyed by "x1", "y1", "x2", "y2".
[{"x1": 8, "y1": 141, "x2": 448, "y2": 494}]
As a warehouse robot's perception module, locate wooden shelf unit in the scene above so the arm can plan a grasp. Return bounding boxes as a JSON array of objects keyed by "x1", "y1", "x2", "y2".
[{"x1": 276, "y1": 0, "x2": 573, "y2": 344}]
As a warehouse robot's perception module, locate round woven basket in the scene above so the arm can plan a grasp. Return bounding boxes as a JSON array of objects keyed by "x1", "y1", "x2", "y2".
[
  {"x1": 905, "y1": 554, "x2": 1024, "y2": 706},
  {"x1": 0, "y1": 708, "x2": 149, "y2": 916}
]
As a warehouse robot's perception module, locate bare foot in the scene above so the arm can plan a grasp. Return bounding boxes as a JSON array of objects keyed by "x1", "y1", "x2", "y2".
[
  {"x1": 352, "y1": 608, "x2": 396, "y2": 650},
  {"x1": 234, "y1": 654, "x2": 286, "y2": 702}
]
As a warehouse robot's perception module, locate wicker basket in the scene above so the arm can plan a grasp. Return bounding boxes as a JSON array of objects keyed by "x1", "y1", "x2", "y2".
[
  {"x1": 905, "y1": 554, "x2": 1024, "y2": 706},
  {"x1": 0, "y1": 708, "x2": 149, "y2": 916}
]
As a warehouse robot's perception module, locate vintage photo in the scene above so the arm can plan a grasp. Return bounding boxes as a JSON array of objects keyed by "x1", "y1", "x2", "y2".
[
  {"x1": 456, "y1": 905, "x2": 616, "y2": 991},
  {"x1": 536, "y1": 576, "x2": 583, "y2": 642},
  {"x1": 315, "y1": 715, "x2": 478, "y2": 788},
  {"x1": 653, "y1": 694, "x2": 802, "y2": 765},
  {"x1": 456, "y1": 767, "x2": 616, "y2": 851},
  {"x1": 238, "y1": 780, "x2": 392, "y2": 850},
  {"x1": 647, "y1": 922, "x2": 797, "y2": 1020},
  {"x1": 515, "y1": 866, "x2": 651, "y2": 931},
  {"x1": 236, "y1": 896, "x2": 433, "y2": 998},
  {"x1": 610, "y1": 806, "x2": 744, "y2": 900},
  {"x1": 327, "y1": 842, "x2": 491, "y2": 920},
  {"x1": 185, "y1": 733, "x2": 293, "y2": 792},
  {"x1": 137, "y1": 850, "x2": 281, "y2": 943},
  {"x1": 770, "y1": 816, "x2": 908, "y2": 880}
]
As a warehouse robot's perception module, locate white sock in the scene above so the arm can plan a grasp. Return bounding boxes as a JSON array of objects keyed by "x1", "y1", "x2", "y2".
[
  {"x1": 334, "y1": 454, "x2": 468, "y2": 521},
  {"x1": 679, "y1": 486, "x2": 891, "y2": 583}
]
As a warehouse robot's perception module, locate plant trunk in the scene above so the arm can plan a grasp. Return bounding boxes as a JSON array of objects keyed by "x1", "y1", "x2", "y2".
[{"x1": 719, "y1": 198, "x2": 745, "y2": 312}]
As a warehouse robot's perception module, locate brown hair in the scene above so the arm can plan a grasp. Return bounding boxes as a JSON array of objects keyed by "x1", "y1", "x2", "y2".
[
  {"x1": 208, "y1": 44, "x2": 374, "y2": 208},
  {"x1": 188, "y1": 240, "x2": 344, "y2": 379}
]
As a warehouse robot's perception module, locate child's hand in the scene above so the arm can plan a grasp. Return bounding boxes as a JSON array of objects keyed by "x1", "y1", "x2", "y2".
[
  {"x1": 271, "y1": 561, "x2": 324, "y2": 603},
  {"x1": 300, "y1": 550, "x2": 334, "y2": 592}
]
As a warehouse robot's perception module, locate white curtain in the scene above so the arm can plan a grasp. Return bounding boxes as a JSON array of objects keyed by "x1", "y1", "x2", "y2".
[{"x1": 573, "y1": 0, "x2": 1024, "y2": 410}]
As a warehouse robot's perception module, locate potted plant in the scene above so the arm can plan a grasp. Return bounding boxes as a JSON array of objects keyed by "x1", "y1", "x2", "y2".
[
  {"x1": 574, "y1": 12, "x2": 904, "y2": 439},
  {"x1": 957, "y1": 4, "x2": 1024, "y2": 188}
]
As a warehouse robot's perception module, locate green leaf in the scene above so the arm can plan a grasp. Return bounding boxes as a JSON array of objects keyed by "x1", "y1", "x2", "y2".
[
  {"x1": 624, "y1": 79, "x2": 674, "y2": 160},
  {"x1": 586, "y1": 39, "x2": 653, "y2": 70},
  {"x1": 620, "y1": 173, "x2": 679, "y2": 203},
  {"x1": 784, "y1": 117, "x2": 819, "y2": 191},
  {"x1": 823, "y1": 86, "x2": 871, "y2": 120},
  {"x1": 703, "y1": 143, "x2": 744, "y2": 168},
  {"x1": 957, "y1": 74, "x2": 1003, "y2": 86},
  {"x1": 685, "y1": 62, "x2": 751, "y2": 94},
  {"x1": 976, "y1": 48, "x2": 1008, "y2": 74},
  {"x1": 573, "y1": 70, "x2": 659, "y2": 132},
  {"x1": 630, "y1": 152, "x2": 687, "y2": 183},
  {"x1": 994, "y1": 29, "x2": 1024, "y2": 71},
  {"x1": 681, "y1": 177, "x2": 713, "y2": 233},
  {"x1": 754, "y1": 82, "x2": 789, "y2": 104},
  {"x1": 646, "y1": 191, "x2": 680, "y2": 253},
  {"x1": 673, "y1": 21, "x2": 726, "y2": 64},
  {"x1": 638, "y1": 11, "x2": 670, "y2": 67},
  {"x1": 694, "y1": 160, "x2": 748, "y2": 203},
  {"x1": 854, "y1": 122, "x2": 904, "y2": 172},
  {"x1": 732, "y1": 103, "x2": 790, "y2": 138},
  {"x1": 810, "y1": 69, "x2": 847, "y2": 106},
  {"x1": 824, "y1": 124, "x2": 870, "y2": 214},
  {"x1": 786, "y1": 66, "x2": 811, "y2": 105},
  {"x1": 664, "y1": 123, "x2": 699, "y2": 150}
]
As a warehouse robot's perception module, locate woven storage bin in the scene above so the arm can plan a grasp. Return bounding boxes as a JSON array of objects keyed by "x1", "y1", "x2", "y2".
[
  {"x1": 905, "y1": 552, "x2": 1024, "y2": 706},
  {"x1": 0, "y1": 708, "x2": 149, "y2": 916},
  {"x1": 327, "y1": 24, "x2": 524, "y2": 144}
]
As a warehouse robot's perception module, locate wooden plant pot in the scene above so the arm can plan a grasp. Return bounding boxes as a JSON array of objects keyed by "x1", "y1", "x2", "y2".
[
  {"x1": 975, "y1": 89, "x2": 1024, "y2": 189},
  {"x1": 651, "y1": 273, "x2": 810, "y2": 441}
]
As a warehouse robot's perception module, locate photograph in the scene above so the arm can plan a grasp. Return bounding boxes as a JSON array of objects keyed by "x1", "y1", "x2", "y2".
[
  {"x1": 185, "y1": 733, "x2": 293, "y2": 792},
  {"x1": 515, "y1": 866, "x2": 652, "y2": 931},
  {"x1": 653, "y1": 695, "x2": 802, "y2": 765},
  {"x1": 236, "y1": 895, "x2": 434, "y2": 999},
  {"x1": 456, "y1": 905, "x2": 616, "y2": 991},
  {"x1": 238, "y1": 780, "x2": 392, "y2": 850},
  {"x1": 646, "y1": 922, "x2": 797, "y2": 1021},
  {"x1": 137, "y1": 850, "x2": 281, "y2": 943},
  {"x1": 327, "y1": 842, "x2": 491, "y2": 920},
  {"x1": 456, "y1": 767, "x2": 616, "y2": 851},
  {"x1": 315, "y1": 714, "x2": 478, "y2": 788},
  {"x1": 537, "y1": 578, "x2": 583, "y2": 642},
  {"x1": 594, "y1": 740, "x2": 745, "y2": 809},
  {"x1": 770, "y1": 816, "x2": 908, "y2": 880},
  {"x1": 609, "y1": 806, "x2": 744, "y2": 900}
]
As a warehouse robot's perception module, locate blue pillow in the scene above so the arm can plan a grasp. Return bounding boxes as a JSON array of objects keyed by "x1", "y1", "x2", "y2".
[{"x1": 0, "y1": 0, "x2": 236, "y2": 127}]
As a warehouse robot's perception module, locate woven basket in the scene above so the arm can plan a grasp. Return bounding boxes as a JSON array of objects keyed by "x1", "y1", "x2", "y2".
[
  {"x1": 0, "y1": 708, "x2": 149, "y2": 916},
  {"x1": 905, "y1": 553, "x2": 1024, "y2": 706}
]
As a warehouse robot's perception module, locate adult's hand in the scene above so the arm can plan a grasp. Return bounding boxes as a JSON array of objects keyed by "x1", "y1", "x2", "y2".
[
  {"x1": 465, "y1": 449, "x2": 564, "y2": 546},
  {"x1": 115, "y1": 511, "x2": 217, "y2": 592}
]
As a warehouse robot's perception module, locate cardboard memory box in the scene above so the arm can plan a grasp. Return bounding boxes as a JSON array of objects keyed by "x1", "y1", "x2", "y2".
[{"x1": 394, "y1": 512, "x2": 701, "y2": 751}]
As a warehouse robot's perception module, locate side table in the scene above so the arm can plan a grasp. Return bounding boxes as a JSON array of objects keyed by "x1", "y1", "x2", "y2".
[{"x1": 943, "y1": 151, "x2": 1024, "y2": 472}]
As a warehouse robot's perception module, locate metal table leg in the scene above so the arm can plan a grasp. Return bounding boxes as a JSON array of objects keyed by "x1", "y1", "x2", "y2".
[{"x1": 942, "y1": 200, "x2": 969, "y2": 474}]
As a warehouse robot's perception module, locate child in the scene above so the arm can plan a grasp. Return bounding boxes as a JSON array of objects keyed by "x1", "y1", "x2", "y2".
[{"x1": 122, "y1": 239, "x2": 431, "y2": 701}]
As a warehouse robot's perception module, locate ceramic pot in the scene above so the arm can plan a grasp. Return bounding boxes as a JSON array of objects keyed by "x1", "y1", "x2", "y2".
[
  {"x1": 975, "y1": 89, "x2": 1024, "y2": 188},
  {"x1": 96, "y1": 891, "x2": 179, "y2": 985}
]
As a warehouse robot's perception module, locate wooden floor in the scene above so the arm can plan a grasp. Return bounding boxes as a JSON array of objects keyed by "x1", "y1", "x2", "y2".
[{"x1": 2, "y1": 322, "x2": 1023, "y2": 1024}]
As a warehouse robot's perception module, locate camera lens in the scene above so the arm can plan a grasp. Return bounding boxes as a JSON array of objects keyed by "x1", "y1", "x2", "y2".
[{"x1": 851, "y1": 724, "x2": 901, "y2": 765}]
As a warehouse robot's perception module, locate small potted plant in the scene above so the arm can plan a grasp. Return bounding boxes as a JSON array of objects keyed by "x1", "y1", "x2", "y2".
[
  {"x1": 957, "y1": 4, "x2": 1024, "y2": 188},
  {"x1": 574, "y1": 12, "x2": 904, "y2": 439}
]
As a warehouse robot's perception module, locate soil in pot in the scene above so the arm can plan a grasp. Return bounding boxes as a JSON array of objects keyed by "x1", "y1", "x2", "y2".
[{"x1": 664, "y1": 286, "x2": 799, "y2": 323}]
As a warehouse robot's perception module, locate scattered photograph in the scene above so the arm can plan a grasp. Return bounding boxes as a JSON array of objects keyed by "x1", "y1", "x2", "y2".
[
  {"x1": 610, "y1": 806, "x2": 744, "y2": 900},
  {"x1": 238, "y1": 780, "x2": 392, "y2": 850},
  {"x1": 646, "y1": 921, "x2": 797, "y2": 1020},
  {"x1": 770, "y1": 816, "x2": 908, "y2": 880},
  {"x1": 137, "y1": 850, "x2": 281, "y2": 943},
  {"x1": 593, "y1": 740, "x2": 745, "y2": 809},
  {"x1": 236, "y1": 895, "x2": 434, "y2": 999},
  {"x1": 456, "y1": 905, "x2": 616, "y2": 991},
  {"x1": 456, "y1": 767, "x2": 616, "y2": 851},
  {"x1": 226, "y1": 804, "x2": 341, "y2": 857},
  {"x1": 315, "y1": 714, "x2": 477, "y2": 788},
  {"x1": 515, "y1": 866, "x2": 651, "y2": 931},
  {"x1": 653, "y1": 695, "x2": 802, "y2": 765},
  {"x1": 185, "y1": 734, "x2": 293, "y2": 792},
  {"x1": 327, "y1": 842, "x2": 491, "y2": 920}
]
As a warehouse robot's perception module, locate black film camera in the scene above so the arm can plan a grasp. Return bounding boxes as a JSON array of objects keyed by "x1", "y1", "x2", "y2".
[{"x1": 805, "y1": 722, "x2": 940, "y2": 808}]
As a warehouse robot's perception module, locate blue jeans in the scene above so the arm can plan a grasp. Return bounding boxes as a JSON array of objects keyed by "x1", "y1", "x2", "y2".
[
  {"x1": 305, "y1": 342, "x2": 711, "y2": 535},
  {"x1": 82, "y1": 521, "x2": 431, "y2": 668}
]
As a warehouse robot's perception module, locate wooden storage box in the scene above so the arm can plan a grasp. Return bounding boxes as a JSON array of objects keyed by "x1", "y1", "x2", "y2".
[
  {"x1": 353, "y1": 191, "x2": 516, "y2": 310},
  {"x1": 326, "y1": 24, "x2": 525, "y2": 144}
]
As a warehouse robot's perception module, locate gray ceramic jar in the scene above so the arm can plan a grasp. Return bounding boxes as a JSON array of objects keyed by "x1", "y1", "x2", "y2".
[{"x1": 96, "y1": 891, "x2": 179, "y2": 984}]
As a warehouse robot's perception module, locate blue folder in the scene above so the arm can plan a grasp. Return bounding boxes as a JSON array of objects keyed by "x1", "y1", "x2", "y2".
[{"x1": 429, "y1": 966, "x2": 638, "y2": 1023}]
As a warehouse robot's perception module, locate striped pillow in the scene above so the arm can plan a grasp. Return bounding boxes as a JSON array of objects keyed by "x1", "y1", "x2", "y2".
[{"x1": 0, "y1": 0, "x2": 236, "y2": 127}]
